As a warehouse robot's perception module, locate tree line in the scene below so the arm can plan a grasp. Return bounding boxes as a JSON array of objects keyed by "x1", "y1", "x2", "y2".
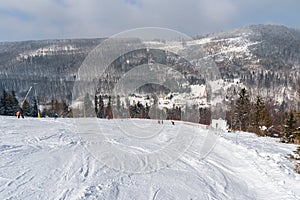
[
  {"x1": 0, "y1": 90, "x2": 39, "y2": 117},
  {"x1": 92, "y1": 89, "x2": 300, "y2": 145},
  {"x1": 0, "y1": 89, "x2": 71, "y2": 118},
  {"x1": 226, "y1": 87, "x2": 300, "y2": 144},
  {"x1": 2, "y1": 87, "x2": 300, "y2": 144}
]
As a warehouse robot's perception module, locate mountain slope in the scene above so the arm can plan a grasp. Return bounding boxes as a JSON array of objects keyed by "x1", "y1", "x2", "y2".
[
  {"x1": 0, "y1": 39, "x2": 103, "y2": 102},
  {"x1": 0, "y1": 25, "x2": 300, "y2": 107},
  {"x1": 0, "y1": 116, "x2": 299, "y2": 199}
]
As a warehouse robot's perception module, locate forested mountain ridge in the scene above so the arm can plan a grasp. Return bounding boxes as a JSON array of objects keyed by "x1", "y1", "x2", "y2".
[
  {"x1": 0, "y1": 24, "x2": 299, "y2": 108},
  {"x1": 200, "y1": 24, "x2": 300, "y2": 108},
  {"x1": 0, "y1": 39, "x2": 103, "y2": 103}
]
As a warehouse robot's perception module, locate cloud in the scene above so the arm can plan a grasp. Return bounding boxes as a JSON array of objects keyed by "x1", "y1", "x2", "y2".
[
  {"x1": 0, "y1": 0, "x2": 299, "y2": 41},
  {"x1": 199, "y1": 0, "x2": 236, "y2": 23}
]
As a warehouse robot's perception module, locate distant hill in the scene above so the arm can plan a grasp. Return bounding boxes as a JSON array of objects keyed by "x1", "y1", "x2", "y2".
[
  {"x1": 0, "y1": 25, "x2": 300, "y2": 109},
  {"x1": 0, "y1": 39, "x2": 103, "y2": 103}
]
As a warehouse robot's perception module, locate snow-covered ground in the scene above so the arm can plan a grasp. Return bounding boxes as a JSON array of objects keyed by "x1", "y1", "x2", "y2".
[{"x1": 0, "y1": 116, "x2": 299, "y2": 200}]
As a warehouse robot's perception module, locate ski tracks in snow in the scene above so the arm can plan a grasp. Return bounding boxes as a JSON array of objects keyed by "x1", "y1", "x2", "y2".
[
  {"x1": 1, "y1": 117, "x2": 300, "y2": 199},
  {"x1": 0, "y1": 117, "x2": 85, "y2": 199}
]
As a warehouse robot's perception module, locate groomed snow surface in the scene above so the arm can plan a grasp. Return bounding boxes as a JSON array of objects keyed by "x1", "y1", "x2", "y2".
[{"x1": 0, "y1": 116, "x2": 299, "y2": 200}]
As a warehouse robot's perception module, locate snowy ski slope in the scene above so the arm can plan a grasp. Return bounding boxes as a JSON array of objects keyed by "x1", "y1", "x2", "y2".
[{"x1": 0, "y1": 116, "x2": 299, "y2": 200}]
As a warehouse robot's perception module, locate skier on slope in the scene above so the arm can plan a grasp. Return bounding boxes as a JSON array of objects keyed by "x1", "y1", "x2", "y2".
[{"x1": 17, "y1": 108, "x2": 24, "y2": 119}]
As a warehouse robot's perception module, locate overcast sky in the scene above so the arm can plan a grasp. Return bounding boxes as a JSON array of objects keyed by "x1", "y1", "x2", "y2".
[{"x1": 0, "y1": 0, "x2": 299, "y2": 41}]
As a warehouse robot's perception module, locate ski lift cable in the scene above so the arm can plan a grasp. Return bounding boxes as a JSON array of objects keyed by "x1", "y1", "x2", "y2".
[
  {"x1": 21, "y1": 86, "x2": 32, "y2": 107},
  {"x1": 20, "y1": 84, "x2": 41, "y2": 118}
]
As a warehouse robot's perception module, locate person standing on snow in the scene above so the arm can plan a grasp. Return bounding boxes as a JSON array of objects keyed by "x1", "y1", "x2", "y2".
[{"x1": 17, "y1": 108, "x2": 24, "y2": 119}]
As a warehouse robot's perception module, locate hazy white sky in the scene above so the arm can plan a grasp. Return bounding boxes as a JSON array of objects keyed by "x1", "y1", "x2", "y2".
[{"x1": 0, "y1": 0, "x2": 299, "y2": 41}]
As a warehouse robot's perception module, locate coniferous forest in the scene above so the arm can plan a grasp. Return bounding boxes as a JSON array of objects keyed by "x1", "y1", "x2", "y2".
[
  {"x1": 0, "y1": 89, "x2": 72, "y2": 118},
  {"x1": 1, "y1": 87, "x2": 300, "y2": 145}
]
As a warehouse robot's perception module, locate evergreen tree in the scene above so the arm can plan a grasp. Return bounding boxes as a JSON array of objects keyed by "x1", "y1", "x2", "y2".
[
  {"x1": 254, "y1": 96, "x2": 265, "y2": 127},
  {"x1": 128, "y1": 101, "x2": 150, "y2": 119},
  {"x1": 235, "y1": 88, "x2": 250, "y2": 131},
  {"x1": 115, "y1": 95, "x2": 121, "y2": 117},
  {"x1": 248, "y1": 96, "x2": 271, "y2": 135},
  {"x1": 226, "y1": 99, "x2": 236, "y2": 129},
  {"x1": 129, "y1": 104, "x2": 137, "y2": 118},
  {"x1": 116, "y1": 95, "x2": 121, "y2": 111},
  {"x1": 94, "y1": 95, "x2": 98, "y2": 116},
  {"x1": 31, "y1": 99, "x2": 39, "y2": 117},
  {"x1": 199, "y1": 107, "x2": 211, "y2": 125},
  {"x1": 166, "y1": 105, "x2": 181, "y2": 120},
  {"x1": 145, "y1": 103, "x2": 150, "y2": 119},
  {"x1": 51, "y1": 98, "x2": 55, "y2": 116},
  {"x1": 0, "y1": 90, "x2": 20, "y2": 116},
  {"x1": 9, "y1": 91, "x2": 19, "y2": 116},
  {"x1": 136, "y1": 101, "x2": 142, "y2": 117},
  {"x1": 98, "y1": 95, "x2": 105, "y2": 118},
  {"x1": 105, "y1": 96, "x2": 113, "y2": 119},
  {"x1": 0, "y1": 90, "x2": 8, "y2": 115},
  {"x1": 22, "y1": 100, "x2": 32, "y2": 116},
  {"x1": 282, "y1": 111, "x2": 297, "y2": 143}
]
